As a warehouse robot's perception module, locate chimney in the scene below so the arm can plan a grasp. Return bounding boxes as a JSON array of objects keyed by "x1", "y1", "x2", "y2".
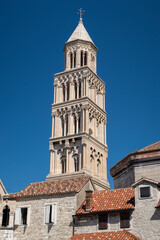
[{"x1": 85, "y1": 190, "x2": 93, "y2": 211}]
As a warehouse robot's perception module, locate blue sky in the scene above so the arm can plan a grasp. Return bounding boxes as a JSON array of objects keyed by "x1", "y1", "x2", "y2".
[{"x1": 0, "y1": 0, "x2": 160, "y2": 192}]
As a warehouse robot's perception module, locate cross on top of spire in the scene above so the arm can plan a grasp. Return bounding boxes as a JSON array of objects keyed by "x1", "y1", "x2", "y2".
[{"x1": 77, "y1": 8, "x2": 85, "y2": 20}]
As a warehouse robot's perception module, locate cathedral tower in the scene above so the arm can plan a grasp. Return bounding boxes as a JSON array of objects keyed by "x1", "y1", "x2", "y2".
[{"x1": 46, "y1": 16, "x2": 109, "y2": 189}]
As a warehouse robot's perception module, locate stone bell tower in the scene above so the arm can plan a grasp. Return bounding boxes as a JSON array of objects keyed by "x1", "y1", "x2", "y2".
[{"x1": 46, "y1": 15, "x2": 109, "y2": 189}]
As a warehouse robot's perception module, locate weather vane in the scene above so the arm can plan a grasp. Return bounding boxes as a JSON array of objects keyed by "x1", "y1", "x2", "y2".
[{"x1": 77, "y1": 8, "x2": 85, "y2": 20}]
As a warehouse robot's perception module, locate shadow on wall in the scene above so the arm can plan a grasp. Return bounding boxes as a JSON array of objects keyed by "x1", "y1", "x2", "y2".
[{"x1": 150, "y1": 209, "x2": 160, "y2": 221}]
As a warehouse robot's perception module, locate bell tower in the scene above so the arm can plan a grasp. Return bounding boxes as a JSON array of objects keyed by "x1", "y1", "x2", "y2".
[{"x1": 46, "y1": 14, "x2": 109, "y2": 189}]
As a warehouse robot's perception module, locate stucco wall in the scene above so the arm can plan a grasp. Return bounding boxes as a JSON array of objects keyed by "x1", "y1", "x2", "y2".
[{"x1": 132, "y1": 183, "x2": 160, "y2": 240}]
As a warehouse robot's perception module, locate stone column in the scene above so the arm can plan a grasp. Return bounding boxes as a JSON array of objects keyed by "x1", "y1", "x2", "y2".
[
  {"x1": 49, "y1": 143, "x2": 55, "y2": 174},
  {"x1": 58, "y1": 85, "x2": 63, "y2": 103},
  {"x1": 65, "y1": 84, "x2": 67, "y2": 102},
  {"x1": 76, "y1": 114, "x2": 79, "y2": 134},
  {"x1": 70, "y1": 77, "x2": 75, "y2": 100},
  {"x1": 85, "y1": 108, "x2": 89, "y2": 134},
  {"x1": 51, "y1": 114, "x2": 55, "y2": 138},
  {"x1": 104, "y1": 120, "x2": 107, "y2": 145},
  {"x1": 77, "y1": 46, "x2": 80, "y2": 68},
  {"x1": 66, "y1": 51, "x2": 70, "y2": 70},
  {"x1": 82, "y1": 143, "x2": 87, "y2": 170},
  {"x1": 63, "y1": 116, "x2": 66, "y2": 136}
]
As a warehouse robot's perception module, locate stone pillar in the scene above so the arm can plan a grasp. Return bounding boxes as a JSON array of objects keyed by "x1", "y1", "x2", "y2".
[
  {"x1": 70, "y1": 77, "x2": 75, "y2": 100},
  {"x1": 58, "y1": 85, "x2": 63, "y2": 103},
  {"x1": 66, "y1": 51, "x2": 70, "y2": 70},
  {"x1": 65, "y1": 84, "x2": 67, "y2": 102},
  {"x1": 82, "y1": 143, "x2": 87, "y2": 170},
  {"x1": 85, "y1": 108, "x2": 89, "y2": 133},
  {"x1": 51, "y1": 114, "x2": 55, "y2": 138},
  {"x1": 77, "y1": 47, "x2": 80, "y2": 68},
  {"x1": 49, "y1": 143, "x2": 55, "y2": 173},
  {"x1": 76, "y1": 114, "x2": 79, "y2": 134},
  {"x1": 64, "y1": 116, "x2": 66, "y2": 136},
  {"x1": 104, "y1": 120, "x2": 107, "y2": 145}
]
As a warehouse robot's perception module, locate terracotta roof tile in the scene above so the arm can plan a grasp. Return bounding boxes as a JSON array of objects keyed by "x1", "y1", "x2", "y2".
[
  {"x1": 6, "y1": 176, "x2": 90, "y2": 199},
  {"x1": 138, "y1": 141, "x2": 160, "y2": 152},
  {"x1": 70, "y1": 230, "x2": 142, "y2": 240},
  {"x1": 77, "y1": 188, "x2": 134, "y2": 214}
]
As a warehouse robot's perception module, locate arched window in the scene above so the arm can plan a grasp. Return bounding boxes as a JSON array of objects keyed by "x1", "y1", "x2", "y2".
[
  {"x1": 97, "y1": 159, "x2": 101, "y2": 176},
  {"x1": 74, "y1": 157, "x2": 79, "y2": 172},
  {"x1": 61, "y1": 117, "x2": 64, "y2": 136},
  {"x1": 67, "y1": 81, "x2": 69, "y2": 101},
  {"x1": 79, "y1": 81, "x2": 81, "y2": 98},
  {"x1": 66, "y1": 114, "x2": 68, "y2": 136},
  {"x1": 81, "y1": 51, "x2": 83, "y2": 66},
  {"x1": 74, "y1": 115, "x2": 77, "y2": 134},
  {"x1": 61, "y1": 158, "x2": 66, "y2": 173},
  {"x1": 78, "y1": 115, "x2": 81, "y2": 133},
  {"x1": 75, "y1": 81, "x2": 77, "y2": 99},
  {"x1": 74, "y1": 51, "x2": 76, "y2": 68},
  {"x1": 2, "y1": 205, "x2": 10, "y2": 227},
  {"x1": 84, "y1": 52, "x2": 87, "y2": 65},
  {"x1": 70, "y1": 53, "x2": 73, "y2": 68},
  {"x1": 63, "y1": 84, "x2": 65, "y2": 102}
]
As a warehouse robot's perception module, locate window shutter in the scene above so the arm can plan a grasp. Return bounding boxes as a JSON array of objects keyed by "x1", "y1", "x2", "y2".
[
  {"x1": 15, "y1": 208, "x2": 21, "y2": 225},
  {"x1": 45, "y1": 205, "x2": 50, "y2": 224},
  {"x1": 51, "y1": 204, "x2": 56, "y2": 223}
]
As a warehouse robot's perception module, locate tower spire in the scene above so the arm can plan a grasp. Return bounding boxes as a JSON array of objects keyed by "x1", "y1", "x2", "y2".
[{"x1": 77, "y1": 8, "x2": 85, "y2": 20}]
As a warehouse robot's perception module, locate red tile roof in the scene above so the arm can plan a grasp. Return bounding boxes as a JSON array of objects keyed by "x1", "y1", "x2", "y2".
[
  {"x1": 110, "y1": 141, "x2": 160, "y2": 177},
  {"x1": 138, "y1": 141, "x2": 160, "y2": 152},
  {"x1": 5, "y1": 176, "x2": 90, "y2": 199},
  {"x1": 70, "y1": 230, "x2": 141, "y2": 240},
  {"x1": 76, "y1": 188, "x2": 134, "y2": 214}
]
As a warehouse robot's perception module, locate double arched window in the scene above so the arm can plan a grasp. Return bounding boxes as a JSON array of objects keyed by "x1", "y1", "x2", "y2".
[{"x1": 81, "y1": 51, "x2": 87, "y2": 67}]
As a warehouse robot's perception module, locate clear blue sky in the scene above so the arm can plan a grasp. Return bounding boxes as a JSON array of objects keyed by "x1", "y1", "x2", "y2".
[{"x1": 0, "y1": 0, "x2": 160, "y2": 192}]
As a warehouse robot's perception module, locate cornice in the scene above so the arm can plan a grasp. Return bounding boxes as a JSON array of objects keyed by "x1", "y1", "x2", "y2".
[{"x1": 54, "y1": 66, "x2": 105, "y2": 86}]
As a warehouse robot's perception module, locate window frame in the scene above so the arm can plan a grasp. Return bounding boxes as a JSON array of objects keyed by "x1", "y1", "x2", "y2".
[
  {"x1": 120, "y1": 212, "x2": 130, "y2": 229},
  {"x1": 15, "y1": 205, "x2": 30, "y2": 226},
  {"x1": 98, "y1": 213, "x2": 108, "y2": 230},
  {"x1": 139, "y1": 185, "x2": 152, "y2": 200},
  {"x1": 44, "y1": 203, "x2": 57, "y2": 225}
]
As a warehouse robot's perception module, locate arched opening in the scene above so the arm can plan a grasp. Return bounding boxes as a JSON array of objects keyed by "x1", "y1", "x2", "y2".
[
  {"x1": 74, "y1": 115, "x2": 77, "y2": 134},
  {"x1": 97, "y1": 159, "x2": 101, "y2": 176},
  {"x1": 66, "y1": 114, "x2": 68, "y2": 136},
  {"x1": 61, "y1": 158, "x2": 66, "y2": 174},
  {"x1": 70, "y1": 52, "x2": 73, "y2": 68},
  {"x1": 63, "y1": 84, "x2": 65, "y2": 102},
  {"x1": 2, "y1": 205, "x2": 10, "y2": 227},
  {"x1": 79, "y1": 81, "x2": 81, "y2": 98},
  {"x1": 61, "y1": 117, "x2": 64, "y2": 136},
  {"x1": 74, "y1": 157, "x2": 79, "y2": 172},
  {"x1": 84, "y1": 52, "x2": 87, "y2": 65},
  {"x1": 75, "y1": 81, "x2": 77, "y2": 99},
  {"x1": 78, "y1": 115, "x2": 81, "y2": 133},
  {"x1": 74, "y1": 51, "x2": 76, "y2": 68},
  {"x1": 81, "y1": 51, "x2": 83, "y2": 66},
  {"x1": 67, "y1": 81, "x2": 69, "y2": 101}
]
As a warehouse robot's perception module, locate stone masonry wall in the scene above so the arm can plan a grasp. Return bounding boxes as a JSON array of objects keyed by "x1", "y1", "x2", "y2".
[{"x1": 0, "y1": 194, "x2": 77, "y2": 240}]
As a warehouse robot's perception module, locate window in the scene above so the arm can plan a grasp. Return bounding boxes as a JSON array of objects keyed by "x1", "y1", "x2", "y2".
[
  {"x1": 120, "y1": 212, "x2": 130, "y2": 228},
  {"x1": 81, "y1": 51, "x2": 83, "y2": 66},
  {"x1": 70, "y1": 53, "x2": 73, "y2": 68},
  {"x1": 74, "y1": 157, "x2": 79, "y2": 172},
  {"x1": 15, "y1": 207, "x2": 29, "y2": 225},
  {"x1": 61, "y1": 158, "x2": 66, "y2": 173},
  {"x1": 140, "y1": 186, "x2": 151, "y2": 198},
  {"x1": 45, "y1": 204, "x2": 56, "y2": 224},
  {"x1": 2, "y1": 205, "x2": 10, "y2": 227},
  {"x1": 99, "y1": 214, "x2": 108, "y2": 230},
  {"x1": 84, "y1": 52, "x2": 87, "y2": 65}
]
